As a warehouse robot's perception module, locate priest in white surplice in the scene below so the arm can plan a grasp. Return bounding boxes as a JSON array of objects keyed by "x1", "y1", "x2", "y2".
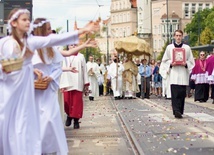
[
  {"x1": 161, "y1": 30, "x2": 195, "y2": 119},
  {"x1": 108, "y1": 56, "x2": 124, "y2": 100},
  {"x1": 86, "y1": 55, "x2": 100, "y2": 101},
  {"x1": 159, "y1": 60, "x2": 171, "y2": 99}
]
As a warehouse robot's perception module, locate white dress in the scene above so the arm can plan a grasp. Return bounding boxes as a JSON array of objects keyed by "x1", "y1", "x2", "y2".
[
  {"x1": 32, "y1": 48, "x2": 68, "y2": 155},
  {"x1": 0, "y1": 31, "x2": 79, "y2": 155}
]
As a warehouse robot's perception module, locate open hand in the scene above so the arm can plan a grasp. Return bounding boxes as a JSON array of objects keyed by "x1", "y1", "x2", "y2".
[
  {"x1": 84, "y1": 39, "x2": 97, "y2": 48},
  {"x1": 70, "y1": 67, "x2": 78, "y2": 73},
  {"x1": 42, "y1": 76, "x2": 52, "y2": 84},
  {"x1": 34, "y1": 68, "x2": 43, "y2": 76},
  {"x1": 82, "y1": 21, "x2": 100, "y2": 34}
]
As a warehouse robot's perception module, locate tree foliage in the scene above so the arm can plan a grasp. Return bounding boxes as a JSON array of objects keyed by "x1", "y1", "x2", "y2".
[
  {"x1": 200, "y1": 27, "x2": 214, "y2": 45},
  {"x1": 185, "y1": 7, "x2": 214, "y2": 46},
  {"x1": 55, "y1": 27, "x2": 63, "y2": 34},
  {"x1": 79, "y1": 33, "x2": 102, "y2": 62},
  {"x1": 157, "y1": 41, "x2": 169, "y2": 61}
]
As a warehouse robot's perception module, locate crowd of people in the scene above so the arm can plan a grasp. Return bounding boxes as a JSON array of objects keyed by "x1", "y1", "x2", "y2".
[{"x1": 0, "y1": 8, "x2": 214, "y2": 155}]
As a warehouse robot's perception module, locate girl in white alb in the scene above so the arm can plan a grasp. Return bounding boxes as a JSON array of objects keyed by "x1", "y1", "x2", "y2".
[{"x1": 0, "y1": 8, "x2": 98, "y2": 155}]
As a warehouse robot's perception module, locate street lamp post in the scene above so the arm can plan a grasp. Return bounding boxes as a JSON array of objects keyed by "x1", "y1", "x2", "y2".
[
  {"x1": 198, "y1": 10, "x2": 201, "y2": 45},
  {"x1": 166, "y1": 0, "x2": 169, "y2": 43},
  {"x1": 106, "y1": 26, "x2": 109, "y2": 65},
  {"x1": 66, "y1": 19, "x2": 69, "y2": 50}
]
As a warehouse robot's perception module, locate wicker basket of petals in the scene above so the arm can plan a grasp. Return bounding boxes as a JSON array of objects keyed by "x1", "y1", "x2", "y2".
[
  {"x1": 34, "y1": 72, "x2": 48, "y2": 90},
  {"x1": 1, "y1": 58, "x2": 24, "y2": 72},
  {"x1": 1, "y1": 38, "x2": 25, "y2": 72}
]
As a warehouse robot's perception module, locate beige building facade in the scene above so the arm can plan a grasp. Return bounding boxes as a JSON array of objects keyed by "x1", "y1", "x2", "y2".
[
  {"x1": 96, "y1": 0, "x2": 138, "y2": 63},
  {"x1": 97, "y1": 0, "x2": 214, "y2": 61},
  {"x1": 152, "y1": 0, "x2": 214, "y2": 56}
]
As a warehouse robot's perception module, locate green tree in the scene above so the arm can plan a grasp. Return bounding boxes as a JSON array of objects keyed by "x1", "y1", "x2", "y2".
[
  {"x1": 205, "y1": 11, "x2": 214, "y2": 32},
  {"x1": 55, "y1": 27, "x2": 63, "y2": 33},
  {"x1": 185, "y1": 8, "x2": 214, "y2": 46},
  {"x1": 80, "y1": 47, "x2": 102, "y2": 62},
  {"x1": 157, "y1": 41, "x2": 169, "y2": 61},
  {"x1": 80, "y1": 33, "x2": 102, "y2": 62},
  {"x1": 200, "y1": 27, "x2": 214, "y2": 45}
]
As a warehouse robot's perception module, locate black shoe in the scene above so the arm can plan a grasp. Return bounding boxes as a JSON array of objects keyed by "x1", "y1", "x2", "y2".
[
  {"x1": 65, "y1": 116, "x2": 72, "y2": 126},
  {"x1": 114, "y1": 96, "x2": 119, "y2": 100},
  {"x1": 73, "y1": 118, "x2": 80, "y2": 129},
  {"x1": 119, "y1": 96, "x2": 124, "y2": 99},
  {"x1": 89, "y1": 96, "x2": 94, "y2": 101},
  {"x1": 74, "y1": 122, "x2": 80, "y2": 129},
  {"x1": 174, "y1": 111, "x2": 182, "y2": 119}
]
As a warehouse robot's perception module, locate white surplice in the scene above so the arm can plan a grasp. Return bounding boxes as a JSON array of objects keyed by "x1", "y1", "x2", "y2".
[
  {"x1": 60, "y1": 53, "x2": 89, "y2": 91},
  {"x1": 0, "y1": 31, "x2": 79, "y2": 155},
  {"x1": 86, "y1": 61, "x2": 100, "y2": 98},
  {"x1": 108, "y1": 62, "x2": 124, "y2": 97},
  {"x1": 32, "y1": 47, "x2": 68, "y2": 155},
  {"x1": 161, "y1": 44, "x2": 195, "y2": 86},
  {"x1": 97, "y1": 63, "x2": 106, "y2": 85},
  {"x1": 159, "y1": 61, "x2": 171, "y2": 98}
]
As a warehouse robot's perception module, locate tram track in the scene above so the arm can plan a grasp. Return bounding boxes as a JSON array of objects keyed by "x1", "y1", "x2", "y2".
[
  {"x1": 110, "y1": 96, "x2": 214, "y2": 155},
  {"x1": 110, "y1": 97, "x2": 145, "y2": 155}
]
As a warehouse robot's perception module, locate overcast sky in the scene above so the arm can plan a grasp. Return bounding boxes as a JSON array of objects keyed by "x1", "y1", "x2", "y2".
[{"x1": 33, "y1": 0, "x2": 111, "y2": 32}]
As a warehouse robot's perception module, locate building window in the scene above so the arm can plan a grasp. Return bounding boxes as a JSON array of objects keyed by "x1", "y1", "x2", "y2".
[
  {"x1": 124, "y1": 13, "x2": 126, "y2": 22},
  {"x1": 159, "y1": 39, "x2": 162, "y2": 49},
  {"x1": 123, "y1": 1, "x2": 125, "y2": 9},
  {"x1": 162, "y1": 24, "x2": 165, "y2": 34},
  {"x1": 124, "y1": 28, "x2": 126, "y2": 37},
  {"x1": 191, "y1": 3, "x2": 196, "y2": 16},
  {"x1": 154, "y1": 40, "x2": 157, "y2": 49},
  {"x1": 159, "y1": 25, "x2": 161, "y2": 34},
  {"x1": 139, "y1": 26, "x2": 142, "y2": 33},
  {"x1": 198, "y1": 3, "x2": 203, "y2": 11},
  {"x1": 116, "y1": 15, "x2": 119, "y2": 23},
  {"x1": 154, "y1": 25, "x2": 157, "y2": 34},
  {"x1": 127, "y1": 27, "x2": 130, "y2": 36},
  {"x1": 127, "y1": 13, "x2": 130, "y2": 21},
  {"x1": 116, "y1": 28, "x2": 118, "y2": 37},
  {"x1": 0, "y1": 27, "x2": 3, "y2": 33},
  {"x1": 205, "y1": 3, "x2": 210, "y2": 9},
  {"x1": 153, "y1": 8, "x2": 160, "y2": 16},
  {"x1": 184, "y1": 3, "x2": 189, "y2": 18},
  {"x1": 112, "y1": 3, "x2": 115, "y2": 10}
]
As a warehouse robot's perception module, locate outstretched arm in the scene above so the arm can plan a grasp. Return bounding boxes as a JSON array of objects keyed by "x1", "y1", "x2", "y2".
[
  {"x1": 78, "y1": 21, "x2": 100, "y2": 36},
  {"x1": 61, "y1": 39, "x2": 97, "y2": 57}
]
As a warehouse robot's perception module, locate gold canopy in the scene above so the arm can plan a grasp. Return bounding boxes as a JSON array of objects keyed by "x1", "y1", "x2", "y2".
[{"x1": 114, "y1": 36, "x2": 152, "y2": 56}]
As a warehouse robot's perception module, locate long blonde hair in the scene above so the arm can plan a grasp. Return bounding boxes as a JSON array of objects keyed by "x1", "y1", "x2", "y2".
[
  {"x1": 33, "y1": 18, "x2": 54, "y2": 64},
  {"x1": 8, "y1": 8, "x2": 33, "y2": 57}
]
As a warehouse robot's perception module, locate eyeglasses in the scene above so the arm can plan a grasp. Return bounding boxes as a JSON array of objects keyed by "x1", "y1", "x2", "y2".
[{"x1": 200, "y1": 54, "x2": 205, "y2": 56}]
